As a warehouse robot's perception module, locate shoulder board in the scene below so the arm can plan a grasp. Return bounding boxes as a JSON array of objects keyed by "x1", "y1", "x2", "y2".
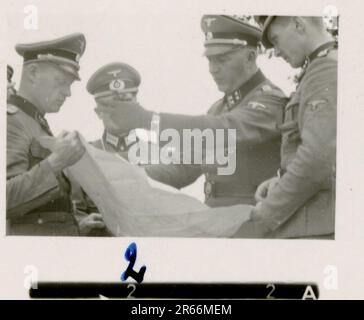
[{"x1": 7, "y1": 104, "x2": 19, "y2": 115}]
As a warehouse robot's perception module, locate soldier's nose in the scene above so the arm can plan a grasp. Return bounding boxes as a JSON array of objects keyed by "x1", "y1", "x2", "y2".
[{"x1": 63, "y1": 86, "x2": 72, "y2": 98}]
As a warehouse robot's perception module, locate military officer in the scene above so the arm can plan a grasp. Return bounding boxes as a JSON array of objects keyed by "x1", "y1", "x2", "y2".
[
  {"x1": 232, "y1": 16, "x2": 337, "y2": 238},
  {"x1": 87, "y1": 62, "x2": 142, "y2": 159},
  {"x1": 73, "y1": 62, "x2": 149, "y2": 215},
  {"x1": 6, "y1": 33, "x2": 105, "y2": 236},
  {"x1": 95, "y1": 15, "x2": 288, "y2": 208},
  {"x1": 69, "y1": 62, "x2": 143, "y2": 220}
]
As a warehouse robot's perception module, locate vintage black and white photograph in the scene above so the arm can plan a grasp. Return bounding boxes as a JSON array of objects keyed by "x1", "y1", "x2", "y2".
[
  {"x1": 1, "y1": 0, "x2": 364, "y2": 300},
  {"x1": 4, "y1": 10, "x2": 338, "y2": 239}
]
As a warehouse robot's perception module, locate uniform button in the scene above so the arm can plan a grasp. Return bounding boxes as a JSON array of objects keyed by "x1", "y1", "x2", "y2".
[
  {"x1": 205, "y1": 182, "x2": 212, "y2": 195},
  {"x1": 204, "y1": 180, "x2": 215, "y2": 199},
  {"x1": 37, "y1": 218, "x2": 44, "y2": 224}
]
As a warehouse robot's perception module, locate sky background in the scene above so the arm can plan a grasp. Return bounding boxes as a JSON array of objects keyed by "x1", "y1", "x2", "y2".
[{"x1": 6, "y1": 3, "x2": 297, "y2": 200}]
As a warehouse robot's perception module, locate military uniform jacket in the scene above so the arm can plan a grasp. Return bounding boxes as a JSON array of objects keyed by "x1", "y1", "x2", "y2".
[
  {"x1": 6, "y1": 95, "x2": 79, "y2": 236},
  {"x1": 253, "y1": 43, "x2": 337, "y2": 238},
  {"x1": 145, "y1": 70, "x2": 287, "y2": 207}
]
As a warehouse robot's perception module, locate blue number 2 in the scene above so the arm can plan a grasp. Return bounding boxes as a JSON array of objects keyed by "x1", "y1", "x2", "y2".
[{"x1": 121, "y1": 242, "x2": 147, "y2": 284}]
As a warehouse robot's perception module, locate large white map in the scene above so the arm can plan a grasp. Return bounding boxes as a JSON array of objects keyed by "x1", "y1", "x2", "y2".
[{"x1": 40, "y1": 134, "x2": 252, "y2": 237}]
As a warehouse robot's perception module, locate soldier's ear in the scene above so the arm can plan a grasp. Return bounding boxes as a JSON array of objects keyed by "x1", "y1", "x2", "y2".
[
  {"x1": 25, "y1": 63, "x2": 39, "y2": 84},
  {"x1": 246, "y1": 48, "x2": 257, "y2": 63}
]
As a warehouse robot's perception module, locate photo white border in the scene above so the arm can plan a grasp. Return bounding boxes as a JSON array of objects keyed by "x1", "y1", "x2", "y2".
[{"x1": 1, "y1": 0, "x2": 363, "y2": 300}]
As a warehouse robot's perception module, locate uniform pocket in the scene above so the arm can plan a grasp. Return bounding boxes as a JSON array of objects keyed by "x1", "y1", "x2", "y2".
[
  {"x1": 29, "y1": 138, "x2": 51, "y2": 160},
  {"x1": 29, "y1": 138, "x2": 51, "y2": 169},
  {"x1": 279, "y1": 103, "x2": 301, "y2": 168},
  {"x1": 279, "y1": 101, "x2": 301, "y2": 143}
]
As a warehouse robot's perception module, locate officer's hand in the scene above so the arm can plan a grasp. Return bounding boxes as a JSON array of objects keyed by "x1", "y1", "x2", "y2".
[
  {"x1": 78, "y1": 213, "x2": 105, "y2": 236},
  {"x1": 254, "y1": 176, "x2": 279, "y2": 202},
  {"x1": 95, "y1": 101, "x2": 153, "y2": 134},
  {"x1": 47, "y1": 131, "x2": 86, "y2": 174}
]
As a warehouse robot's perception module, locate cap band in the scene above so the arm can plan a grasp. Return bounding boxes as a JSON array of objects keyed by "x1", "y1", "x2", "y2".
[
  {"x1": 22, "y1": 58, "x2": 81, "y2": 81},
  {"x1": 23, "y1": 48, "x2": 79, "y2": 64},
  {"x1": 205, "y1": 32, "x2": 260, "y2": 46},
  {"x1": 94, "y1": 80, "x2": 136, "y2": 94},
  {"x1": 23, "y1": 54, "x2": 81, "y2": 79},
  {"x1": 205, "y1": 39, "x2": 248, "y2": 47}
]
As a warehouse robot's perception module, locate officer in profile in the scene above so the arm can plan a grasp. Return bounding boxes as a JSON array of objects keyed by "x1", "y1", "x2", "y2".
[
  {"x1": 6, "y1": 33, "x2": 105, "y2": 236},
  {"x1": 231, "y1": 16, "x2": 337, "y2": 239},
  {"x1": 67, "y1": 62, "x2": 144, "y2": 221},
  {"x1": 95, "y1": 15, "x2": 288, "y2": 208}
]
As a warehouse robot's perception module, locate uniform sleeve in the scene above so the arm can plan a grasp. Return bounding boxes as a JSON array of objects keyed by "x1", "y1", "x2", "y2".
[
  {"x1": 253, "y1": 59, "x2": 337, "y2": 232},
  {"x1": 144, "y1": 163, "x2": 202, "y2": 189},
  {"x1": 6, "y1": 116, "x2": 60, "y2": 218},
  {"x1": 159, "y1": 91, "x2": 286, "y2": 146}
]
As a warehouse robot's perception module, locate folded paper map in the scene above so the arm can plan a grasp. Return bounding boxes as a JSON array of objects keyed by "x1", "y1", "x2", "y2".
[{"x1": 39, "y1": 134, "x2": 252, "y2": 237}]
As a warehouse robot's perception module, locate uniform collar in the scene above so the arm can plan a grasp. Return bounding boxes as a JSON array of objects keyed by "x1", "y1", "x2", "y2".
[
  {"x1": 8, "y1": 94, "x2": 52, "y2": 135},
  {"x1": 308, "y1": 41, "x2": 337, "y2": 63},
  {"x1": 296, "y1": 41, "x2": 337, "y2": 85},
  {"x1": 224, "y1": 69, "x2": 266, "y2": 110}
]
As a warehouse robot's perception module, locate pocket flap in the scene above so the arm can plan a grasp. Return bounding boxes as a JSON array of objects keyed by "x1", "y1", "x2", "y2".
[{"x1": 30, "y1": 138, "x2": 51, "y2": 159}]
